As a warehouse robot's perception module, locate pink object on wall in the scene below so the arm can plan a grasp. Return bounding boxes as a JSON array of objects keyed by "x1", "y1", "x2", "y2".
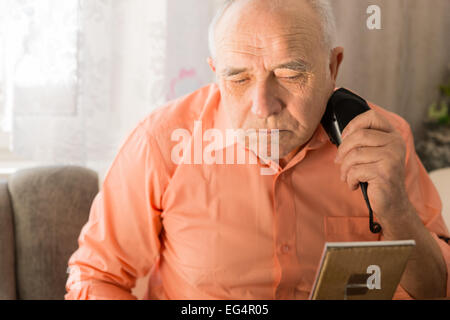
[{"x1": 167, "y1": 68, "x2": 200, "y2": 101}]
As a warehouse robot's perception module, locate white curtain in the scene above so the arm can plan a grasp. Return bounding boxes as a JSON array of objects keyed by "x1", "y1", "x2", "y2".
[{"x1": 1, "y1": 0, "x2": 217, "y2": 179}]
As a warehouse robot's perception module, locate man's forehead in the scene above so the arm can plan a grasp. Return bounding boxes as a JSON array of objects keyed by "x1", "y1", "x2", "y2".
[
  {"x1": 217, "y1": 29, "x2": 317, "y2": 56},
  {"x1": 216, "y1": 32, "x2": 316, "y2": 73},
  {"x1": 215, "y1": 1, "x2": 322, "y2": 61}
]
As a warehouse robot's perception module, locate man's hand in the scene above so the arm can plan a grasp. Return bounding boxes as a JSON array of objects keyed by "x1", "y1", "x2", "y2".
[
  {"x1": 334, "y1": 109, "x2": 410, "y2": 223},
  {"x1": 334, "y1": 109, "x2": 447, "y2": 298}
]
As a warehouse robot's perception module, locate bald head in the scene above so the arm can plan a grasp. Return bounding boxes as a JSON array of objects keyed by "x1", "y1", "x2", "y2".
[{"x1": 209, "y1": 0, "x2": 337, "y2": 59}]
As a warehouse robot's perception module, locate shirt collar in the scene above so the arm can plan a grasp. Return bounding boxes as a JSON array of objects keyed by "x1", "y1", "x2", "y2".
[{"x1": 282, "y1": 124, "x2": 329, "y2": 172}]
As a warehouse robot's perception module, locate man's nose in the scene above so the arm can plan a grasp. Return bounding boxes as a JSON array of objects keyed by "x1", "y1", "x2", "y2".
[{"x1": 250, "y1": 81, "x2": 283, "y2": 118}]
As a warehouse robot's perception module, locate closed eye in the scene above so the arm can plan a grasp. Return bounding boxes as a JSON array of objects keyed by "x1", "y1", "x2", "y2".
[
  {"x1": 279, "y1": 74, "x2": 304, "y2": 81},
  {"x1": 229, "y1": 78, "x2": 249, "y2": 84}
]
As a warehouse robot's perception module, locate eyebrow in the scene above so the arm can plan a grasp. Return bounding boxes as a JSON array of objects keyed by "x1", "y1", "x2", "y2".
[
  {"x1": 221, "y1": 59, "x2": 310, "y2": 77},
  {"x1": 221, "y1": 67, "x2": 248, "y2": 77},
  {"x1": 273, "y1": 59, "x2": 310, "y2": 72}
]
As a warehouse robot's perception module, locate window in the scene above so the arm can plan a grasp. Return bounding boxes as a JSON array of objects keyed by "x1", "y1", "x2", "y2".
[
  {"x1": 0, "y1": 0, "x2": 78, "y2": 134},
  {"x1": 0, "y1": 0, "x2": 79, "y2": 175}
]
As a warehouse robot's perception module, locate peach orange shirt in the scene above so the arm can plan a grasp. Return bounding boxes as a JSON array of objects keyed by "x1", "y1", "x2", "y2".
[{"x1": 66, "y1": 84, "x2": 450, "y2": 300}]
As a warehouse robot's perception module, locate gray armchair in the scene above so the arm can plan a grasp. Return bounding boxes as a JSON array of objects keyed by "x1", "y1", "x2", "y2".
[{"x1": 0, "y1": 166, "x2": 98, "y2": 300}]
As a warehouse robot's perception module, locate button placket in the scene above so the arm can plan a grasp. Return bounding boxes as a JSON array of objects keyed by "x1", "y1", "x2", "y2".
[{"x1": 273, "y1": 170, "x2": 301, "y2": 298}]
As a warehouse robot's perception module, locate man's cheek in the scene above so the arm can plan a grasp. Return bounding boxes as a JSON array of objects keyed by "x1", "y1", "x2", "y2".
[
  {"x1": 227, "y1": 104, "x2": 251, "y2": 129},
  {"x1": 291, "y1": 95, "x2": 322, "y2": 121}
]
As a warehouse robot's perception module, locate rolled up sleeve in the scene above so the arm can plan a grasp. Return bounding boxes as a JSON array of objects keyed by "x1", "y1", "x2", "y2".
[
  {"x1": 65, "y1": 124, "x2": 167, "y2": 300},
  {"x1": 393, "y1": 120, "x2": 450, "y2": 299}
]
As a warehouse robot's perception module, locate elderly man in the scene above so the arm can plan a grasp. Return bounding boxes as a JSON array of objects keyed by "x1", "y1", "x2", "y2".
[{"x1": 66, "y1": 0, "x2": 450, "y2": 300}]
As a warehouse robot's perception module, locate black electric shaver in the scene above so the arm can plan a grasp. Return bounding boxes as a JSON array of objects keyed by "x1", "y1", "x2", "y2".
[{"x1": 321, "y1": 88, "x2": 382, "y2": 234}]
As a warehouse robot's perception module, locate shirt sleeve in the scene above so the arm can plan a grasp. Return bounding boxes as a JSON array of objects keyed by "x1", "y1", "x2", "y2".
[
  {"x1": 65, "y1": 125, "x2": 167, "y2": 300},
  {"x1": 392, "y1": 121, "x2": 450, "y2": 300}
]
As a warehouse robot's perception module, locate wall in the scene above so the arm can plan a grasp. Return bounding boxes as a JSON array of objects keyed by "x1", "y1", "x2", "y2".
[{"x1": 332, "y1": 0, "x2": 450, "y2": 139}]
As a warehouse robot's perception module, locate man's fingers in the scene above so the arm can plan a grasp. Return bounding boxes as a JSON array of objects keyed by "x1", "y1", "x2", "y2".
[
  {"x1": 335, "y1": 129, "x2": 392, "y2": 163},
  {"x1": 341, "y1": 110, "x2": 394, "y2": 139},
  {"x1": 345, "y1": 162, "x2": 379, "y2": 190},
  {"x1": 338, "y1": 146, "x2": 384, "y2": 181}
]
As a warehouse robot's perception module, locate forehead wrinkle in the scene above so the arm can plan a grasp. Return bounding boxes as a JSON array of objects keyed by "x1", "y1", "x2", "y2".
[
  {"x1": 216, "y1": 2, "x2": 322, "y2": 49},
  {"x1": 218, "y1": 43, "x2": 313, "y2": 72},
  {"x1": 261, "y1": 23, "x2": 320, "y2": 49},
  {"x1": 219, "y1": 36, "x2": 313, "y2": 55},
  {"x1": 218, "y1": 24, "x2": 320, "y2": 58}
]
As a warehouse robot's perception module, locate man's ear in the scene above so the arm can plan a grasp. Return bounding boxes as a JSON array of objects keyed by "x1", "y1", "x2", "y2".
[
  {"x1": 207, "y1": 57, "x2": 216, "y2": 73},
  {"x1": 329, "y1": 47, "x2": 344, "y2": 83}
]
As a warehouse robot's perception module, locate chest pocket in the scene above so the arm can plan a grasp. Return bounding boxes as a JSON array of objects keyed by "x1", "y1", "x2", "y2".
[{"x1": 324, "y1": 216, "x2": 381, "y2": 242}]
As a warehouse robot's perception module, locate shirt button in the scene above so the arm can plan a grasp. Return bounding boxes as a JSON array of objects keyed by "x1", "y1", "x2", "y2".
[{"x1": 281, "y1": 244, "x2": 290, "y2": 254}]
